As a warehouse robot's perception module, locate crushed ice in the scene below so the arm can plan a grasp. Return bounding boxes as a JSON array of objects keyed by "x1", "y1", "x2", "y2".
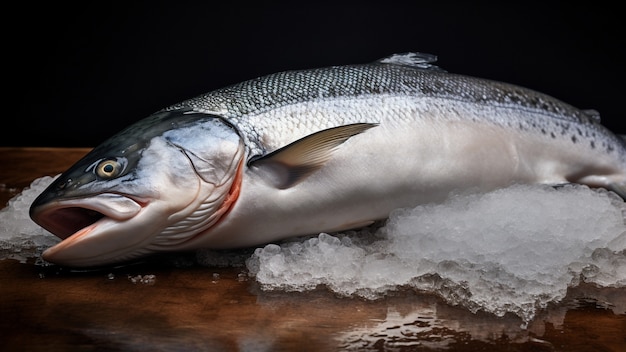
[
  {"x1": 128, "y1": 274, "x2": 157, "y2": 285},
  {"x1": 0, "y1": 176, "x2": 60, "y2": 263},
  {"x1": 244, "y1": 184, "x2": 626, "y2": 323},
  {"x1": 2, "y1": 177, "x2": 625, "y2": 323}
]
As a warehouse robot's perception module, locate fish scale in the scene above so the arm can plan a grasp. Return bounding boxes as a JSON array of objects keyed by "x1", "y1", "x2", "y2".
[
  {"x1": 165, "y1": 54, "x2": 619, "y2": 161},
  {"x1": 169, "y1": 57, "x2": 585, "y2": 120}
]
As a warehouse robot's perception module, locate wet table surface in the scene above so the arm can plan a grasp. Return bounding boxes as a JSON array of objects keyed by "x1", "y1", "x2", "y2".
[{"x1": 1, "y1": 147, "x2": 625, "y2": 352}]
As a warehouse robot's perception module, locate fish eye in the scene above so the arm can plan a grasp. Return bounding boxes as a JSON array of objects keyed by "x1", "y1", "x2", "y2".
[{"x1": 95, "y1": 158, "x2": 125, "y2": 179}]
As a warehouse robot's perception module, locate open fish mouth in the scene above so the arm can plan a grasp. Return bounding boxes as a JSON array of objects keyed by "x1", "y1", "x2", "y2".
[
  {"x1": 30, "y1": 193, "x2": 144, "y2": 240},
  {"x1": 28, "y1": 193, "x2": 155, "y2": 266},
  {"x1": 31, "y1": 206, "x2": 105, "y2": 240}
]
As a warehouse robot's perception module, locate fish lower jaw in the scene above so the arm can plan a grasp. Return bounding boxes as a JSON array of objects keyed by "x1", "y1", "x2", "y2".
[{"x1": 40, "y1": 216, "x2": 157, "y2": 267}]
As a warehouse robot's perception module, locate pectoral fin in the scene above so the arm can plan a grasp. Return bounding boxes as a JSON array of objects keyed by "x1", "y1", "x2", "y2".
[{"x1": 250, "y1": 123, "x2": 377, "y2": 189}]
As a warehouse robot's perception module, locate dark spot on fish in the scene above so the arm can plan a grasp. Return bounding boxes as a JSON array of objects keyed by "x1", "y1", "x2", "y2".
[
  {"x1": 530, "y1": 96, "x2": 552, "y2": 111},
  {"x1": 571, "y1": 135, "x2": 577, "y2": 143},
  {"x1": 58, "y1": 178, "x2": 71, "y2": 190},
  {"x1": 590, "y1": 140, "x2": 596, "y2": 149},
  {"x1": 541, "y1": 128, "x2": 547, "y2": 135},
  {"x1": 607, "y1": 144, "x2": 614, "y2": 153},
  {"x1": 550, "y1": 132, "x2": 556, "y2": 138},
  {"x1": 508, "y1": 94, "x2": 522, "y2": 104}
]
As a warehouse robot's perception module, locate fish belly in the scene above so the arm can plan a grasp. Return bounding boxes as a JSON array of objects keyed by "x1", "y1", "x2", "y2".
[{"x1": 191, "y1": 121, "x2": 536, "y2": 248}]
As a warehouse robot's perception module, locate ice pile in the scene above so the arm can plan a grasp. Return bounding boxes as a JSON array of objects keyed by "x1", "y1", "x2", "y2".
[
  {"x1": 0, "y1": 176, "x2": 60, "y2": 262},
  {"x1": 2, "y1": 176, "x2": 625, "y2": 323},
  {"x1": 245, "y1": 184, "x2": 626, "y2": 323}
]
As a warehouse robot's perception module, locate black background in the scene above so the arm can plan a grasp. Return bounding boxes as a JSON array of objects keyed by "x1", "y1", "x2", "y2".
[{"x1": 5, "y1": 2, "x2": 625, "y2": 147}]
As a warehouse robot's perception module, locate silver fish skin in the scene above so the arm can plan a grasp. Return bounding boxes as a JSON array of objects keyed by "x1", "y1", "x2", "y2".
[{"x1": 29, "y1": 52, "x2": 626, "y2": 267}]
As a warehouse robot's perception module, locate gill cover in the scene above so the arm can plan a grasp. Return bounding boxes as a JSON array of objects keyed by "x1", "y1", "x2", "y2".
[{"x1": 159, "y1": 111, "x2": 245, "y2": 186}]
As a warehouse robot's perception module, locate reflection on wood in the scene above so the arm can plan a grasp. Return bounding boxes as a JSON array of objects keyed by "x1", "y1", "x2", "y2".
[{"x1": 0, "y1": 147, "x2": 624, "y2": 351}]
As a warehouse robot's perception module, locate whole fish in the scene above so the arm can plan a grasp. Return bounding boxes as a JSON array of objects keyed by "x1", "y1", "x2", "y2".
[{"x1": 29, "y1": 52, "x2": 626, "y2": 267}]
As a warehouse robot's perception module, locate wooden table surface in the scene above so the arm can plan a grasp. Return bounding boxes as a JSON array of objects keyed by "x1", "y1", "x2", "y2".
[{"x1": 1, "y1": 147, "x2": 625, "y2": 351}]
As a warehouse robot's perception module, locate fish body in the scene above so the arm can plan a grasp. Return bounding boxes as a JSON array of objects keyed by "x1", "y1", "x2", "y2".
[{"x1": 30, "y1": 52, "x2": 626, "y2": 267}]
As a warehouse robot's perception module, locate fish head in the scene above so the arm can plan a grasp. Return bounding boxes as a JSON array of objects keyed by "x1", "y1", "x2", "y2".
[{"x1": 30, "y1": 110, "x2": 245, "y2": 267}]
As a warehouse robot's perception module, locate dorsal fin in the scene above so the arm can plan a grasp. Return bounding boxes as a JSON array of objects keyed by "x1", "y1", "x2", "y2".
[
  {"x1": 249, "y1": 123, "x2": 377, "y2": 189},
  {"x1": 377, "y1": 52, "x2": 445, "y2": 71},
  {"x1": 582, "y1": 109, "x2": 602, "y2": 123}
]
